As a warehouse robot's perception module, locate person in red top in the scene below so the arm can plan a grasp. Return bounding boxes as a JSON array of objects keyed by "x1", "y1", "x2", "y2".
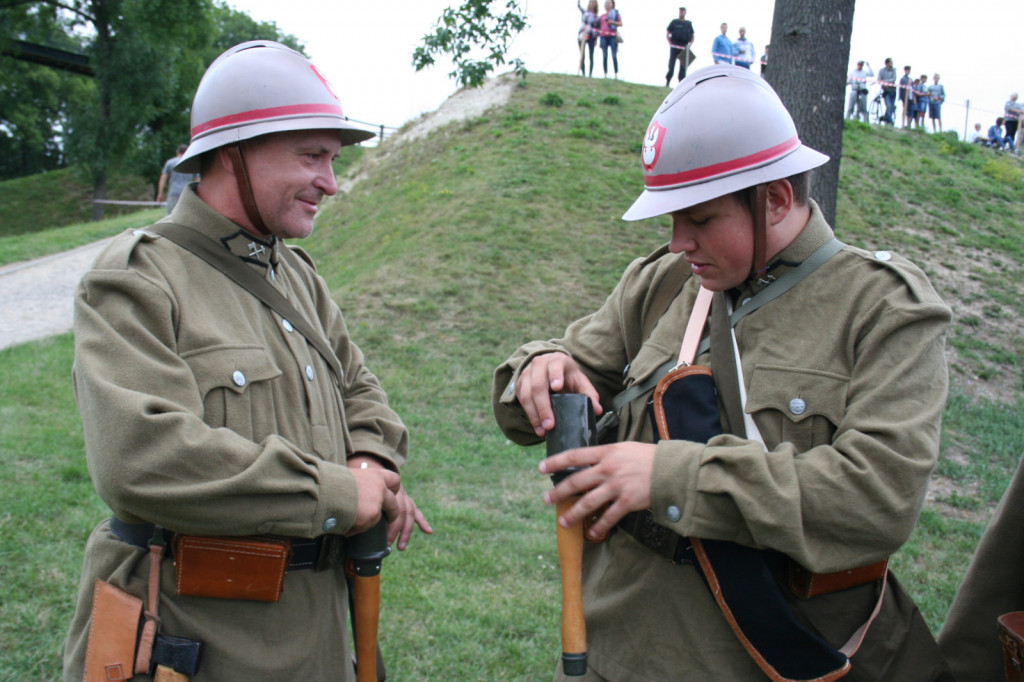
[{"x1": 597, "y1": 0, "x2": 622, "y2": 79}]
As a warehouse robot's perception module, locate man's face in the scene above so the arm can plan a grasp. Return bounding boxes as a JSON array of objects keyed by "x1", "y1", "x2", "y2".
[
  {"x1": 243, "y1": 129, "x2": 341, "y2": 240},
  {"x1": 679, "y1": 8, "x2": 686, "y2": 19},
  {"x1": 669, "y1": 192, "x2": 754, "y2": 292},
  {"x1": 739, "y1": 28, "x2": 746, "y2": 38},
  {"x1": 721, "y1": 23, "x2": 728, "y2": 34}
]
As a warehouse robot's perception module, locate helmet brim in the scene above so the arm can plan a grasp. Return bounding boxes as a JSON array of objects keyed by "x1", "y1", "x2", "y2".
[
  {"x1": 622, "y1": 144, "x2": 829, "y2": 221},
  {"x1": 176, "y1": 118, "x2": 375, "y2": 174}
]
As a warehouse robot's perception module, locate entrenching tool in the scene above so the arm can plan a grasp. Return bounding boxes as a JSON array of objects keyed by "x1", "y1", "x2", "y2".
[
  {"x1": 547, "y1": 393, "x2": 596, "y2": 677},
  {"x1": 346, "y1": 518, "x2": 391, "y2": 682}
]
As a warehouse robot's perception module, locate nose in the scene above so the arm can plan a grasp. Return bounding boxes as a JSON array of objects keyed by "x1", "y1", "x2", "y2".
[
  {"x1": 315, "y1": 161, "x2": 338, "y2": 196},
  {"x1": 669, "y1": 214, "x2": 697, "y2": 254}
]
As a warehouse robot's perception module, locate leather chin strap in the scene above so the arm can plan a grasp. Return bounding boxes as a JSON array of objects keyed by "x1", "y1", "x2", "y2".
[
  {"x1": 225, "y1": 144, "x2": 270, "y2": 236},
  {"x1": 749, "y1": 183, "x2": 768, "y2": 282}
]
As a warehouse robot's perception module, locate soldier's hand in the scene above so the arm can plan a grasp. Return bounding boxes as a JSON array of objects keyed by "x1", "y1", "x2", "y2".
[
  {"x1": 348, "y1": 458, "x2": 401, "y2": 535},
  {"x1": 515, "y1": 352, "x2": 603, "y2": 437},
  {"x1": 540, "y1": 441, "x2": 656, "y2": 542},
  {"x1": 389, "y1": 487, "x2": 433, "y2": 551}
]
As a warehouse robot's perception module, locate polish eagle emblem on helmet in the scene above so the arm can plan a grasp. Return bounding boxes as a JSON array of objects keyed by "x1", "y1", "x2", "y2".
[{"x1": 642, "y1": 120, "x2": 666, "y2": 173}]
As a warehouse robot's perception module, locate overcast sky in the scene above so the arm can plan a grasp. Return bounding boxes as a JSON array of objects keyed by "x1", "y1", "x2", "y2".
[{"x1": 227, "y1": 1, "x2": 1019, "y2": 140}]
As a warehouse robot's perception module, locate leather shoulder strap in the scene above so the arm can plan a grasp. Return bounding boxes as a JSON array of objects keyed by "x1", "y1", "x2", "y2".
[{"x1": 147, "y1": 223, "x2": 344, "y2": 382}]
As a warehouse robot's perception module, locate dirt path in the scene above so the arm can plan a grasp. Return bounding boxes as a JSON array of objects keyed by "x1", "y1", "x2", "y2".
[{"x1": 0, "y1": 239, "x2": 112, "y2": 351}]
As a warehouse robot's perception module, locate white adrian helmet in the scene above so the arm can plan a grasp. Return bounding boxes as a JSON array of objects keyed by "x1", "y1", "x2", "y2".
[
  {"x1": 176, "y1": 40, "x2": 373, "y2": 173},
  {"x1": 623, "y1": 64, "x2": 829, "y2": 221}
]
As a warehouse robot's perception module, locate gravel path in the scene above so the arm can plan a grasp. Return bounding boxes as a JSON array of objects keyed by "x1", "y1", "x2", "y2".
[{"x1": 0, "y1": 239, "x2": 111, "y2": 351}]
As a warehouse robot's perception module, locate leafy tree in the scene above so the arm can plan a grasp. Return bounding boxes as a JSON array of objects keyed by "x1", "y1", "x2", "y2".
[
  {"x1": 766, "y1": 0, "x2": 856, "y2": 225},
  {"x1": 0, "y1": 1, "x2": 303, "y2": 214},
  {"x1": 413, "y1": 0, "x2": 528, "y2": 88}
]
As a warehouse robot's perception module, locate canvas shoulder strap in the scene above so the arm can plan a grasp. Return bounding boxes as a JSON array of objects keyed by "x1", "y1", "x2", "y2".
[
  {"x1": 597, "y1": 238, "x2": 845, "y2": 438},
  {"x1": 146, "y1": 222, "x2": 344, "y2": 382}
]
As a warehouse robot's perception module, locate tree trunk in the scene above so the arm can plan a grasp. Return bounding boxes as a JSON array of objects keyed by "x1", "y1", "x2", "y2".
[
  {"x1": 91, "y1": 173, "x2": 107, "y2": 221},
  {"x1": 766, "y1": 0, "x2": 856, "y2": 226}
]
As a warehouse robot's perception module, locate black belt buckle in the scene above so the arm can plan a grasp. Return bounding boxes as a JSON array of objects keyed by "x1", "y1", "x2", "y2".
[{"x1": 618, "y1": 511, "x2": 694, "y2": 565}]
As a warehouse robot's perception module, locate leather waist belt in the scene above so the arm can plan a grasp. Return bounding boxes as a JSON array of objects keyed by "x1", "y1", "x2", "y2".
[
  {"x1": 109, "y1": 517, "x2": 339, "y2": 572},
  {"x1": 616, "y1": 511, "x2": 886, "y2": 599}
]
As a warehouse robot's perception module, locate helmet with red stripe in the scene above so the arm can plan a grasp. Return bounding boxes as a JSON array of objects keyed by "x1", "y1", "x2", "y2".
[
  {"x1": 176, "y1": 41, "x2": 373, "y2": 174},
  {"x1": 623, "y1": 64, "x2": 828, "y2": 221}
]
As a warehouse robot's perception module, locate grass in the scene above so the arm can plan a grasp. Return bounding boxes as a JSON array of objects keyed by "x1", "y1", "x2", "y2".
[{"x1": 2, "y1": 72, "x2": 1023, "y2": 680}]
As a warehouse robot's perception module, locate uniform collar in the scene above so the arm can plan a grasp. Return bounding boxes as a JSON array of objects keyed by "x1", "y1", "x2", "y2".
[{"x1": 167, "y1": 184, "x2": 280, "y2": 272}]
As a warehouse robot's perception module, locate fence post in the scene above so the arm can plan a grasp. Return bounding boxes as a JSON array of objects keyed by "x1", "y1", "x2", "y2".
[
  {"x1": 963, "y1": 99, "x2": 970, "y2": 141},
  {"x1": 379, "y1": 124, "x2": 385, "y2": 144}
]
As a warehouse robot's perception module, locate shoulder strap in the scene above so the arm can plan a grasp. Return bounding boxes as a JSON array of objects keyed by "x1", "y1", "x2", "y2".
[
  {"x1": 147, "y1": 223, "x2": 344, "y2": 382},
  {"x1": 598, "y1": 238, "x2": 845, "y2": 437}
]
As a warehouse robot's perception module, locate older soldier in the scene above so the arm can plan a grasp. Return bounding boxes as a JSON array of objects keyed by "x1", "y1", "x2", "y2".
[
  {"x1": 63, "y1": 41, "x2": 430, "y2": 681},
  {"x1": 493, "y1": 65, "x2": 953, "y2": 681}
]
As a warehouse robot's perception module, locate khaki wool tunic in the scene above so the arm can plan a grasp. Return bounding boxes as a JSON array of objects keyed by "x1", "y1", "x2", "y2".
[
  {"x1": 493, "y1": 203, "x2": 955, "y2": 681},
  {"x1": 64, "y1": 186, "x2": 408, "y2": 681},
  {"x1": 938, "y1": 455, "x2": 1024, "y2": 681}
]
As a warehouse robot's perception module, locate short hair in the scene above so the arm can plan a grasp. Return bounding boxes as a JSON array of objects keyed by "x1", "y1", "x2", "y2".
[
  {"x1": 176, "y1": 144, "x2": 188, "y2": 155},
  {"x1": 997, "y1": 117, "x2": 1005, "y2": 125},
  {"x1": 731, "y1": 171, "x2": 813, "y2": 215},
  {"x1": 904, "y1": 65, "x2": 912, "y2": 71}
]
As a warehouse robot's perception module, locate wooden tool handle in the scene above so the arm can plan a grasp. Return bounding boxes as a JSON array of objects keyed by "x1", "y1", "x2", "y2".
[
  {"x1": 351, "y1": 572, "x2": 381, "y2": 682},
  {"x1": 556, "y1": 497, "x2": 587, "y2": 671}
]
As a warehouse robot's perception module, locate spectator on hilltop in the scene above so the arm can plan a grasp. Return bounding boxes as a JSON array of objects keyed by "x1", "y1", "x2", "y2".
[
  {"x1": 577, "y1": 0, "x2": 600, "y2": 77},
  {"x1": 665, "y1": 6, "x2": 695, "y2": 85},
  {"x1": 967, "y1": 122, "x2": 986, "y2": 145},
  {"x1": 846, "y1": 59, "x2": 873, "y2": 122},
  {"x1": 899, "y1": 65, "x2": 914, "y2": 128},
  {"x1": 993, "y1": 116, "x2": 1018, "y2": 152},
  {"x1": 712, "y1": 22, "x2": 734, "y2": 65},
  {"x1": 877, "y1": 58, "x2": 897, "y2": 125},
  {"x1": 986, "y1": 117, "x2": 1007, "y2": 150},
  {"x1": 760, "y1": 44, "x2": 768, "y2": 76},
  {"x1": 912, "y1": 75, "x2": 929, "y2": 129},
  {"x1": 927, "y1": 74, "x2": 945, "y2": 133},
  {"x1": 1003, "y1": 93, "x2": 1023, "y2": 149},
  {"x1": 733, "y1": 27, "x2": 755, "y2": 70},
  {"x1": 598, "y1": 0, "x2": 622, "y2": 79}
]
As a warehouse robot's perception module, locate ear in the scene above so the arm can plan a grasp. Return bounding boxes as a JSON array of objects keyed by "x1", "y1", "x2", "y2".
[
  {"x1": 214, "y1": 145, "x2": 237, "y2": 176},
  {"x1": 764, "y1": 179, "x2": 794, "y2": 226}
]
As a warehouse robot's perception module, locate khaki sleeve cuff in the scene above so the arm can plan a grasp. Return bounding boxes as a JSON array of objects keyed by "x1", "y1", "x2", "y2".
[
  {"x1": 314, "y1": 462, "x2": 359, "y2": 535},
  {"x1": 649, "y1": 440, "x2": 703, "y2": 532}
]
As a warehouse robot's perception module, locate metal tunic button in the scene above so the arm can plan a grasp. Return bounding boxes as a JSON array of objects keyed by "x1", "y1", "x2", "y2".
[
  {"x1": 789, "y1": 398, "x2": 807, "y2": 415},
  {"x1": 232, "y1": 371, "x2": 246, "y2": 387},
  {"x1": 666, "y1": 505, "x2": 681, "y2": 522},
  {"x1": 282, "y1": 319, "x2": 294, "y2": 332},
  {"x1": 305, "y1": 365, "x2": 315, "y2": 380},
  {"x1": 874, "y1": 251, "x2": 892, "y2": 261},
  {"x1": 322, "y1": 517, "x2": 338, "y2": 532}
]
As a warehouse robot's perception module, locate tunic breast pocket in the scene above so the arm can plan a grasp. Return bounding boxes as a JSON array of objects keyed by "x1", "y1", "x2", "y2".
[
  {"x1": 184, "y1": 345, "x2": 283, "y2": 438},
  {"x1": 746, "y1": 365, "x2": 848, "y2": 453}
]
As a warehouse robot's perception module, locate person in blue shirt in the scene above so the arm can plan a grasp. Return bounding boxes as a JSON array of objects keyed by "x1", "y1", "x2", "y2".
[{"x1": 712, "y1": 22, "x2": 734, "y2": 64}]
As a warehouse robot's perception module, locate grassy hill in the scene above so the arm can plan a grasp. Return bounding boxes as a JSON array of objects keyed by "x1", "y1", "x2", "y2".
[{"x1": 2, "y1": 72, "x2": 1023, "y2": 680}]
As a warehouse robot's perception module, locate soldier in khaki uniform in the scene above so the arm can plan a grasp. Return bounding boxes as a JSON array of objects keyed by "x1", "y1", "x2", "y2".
[
  {"x1": 64, "y1": 42, "x2": 430, "y2": 681},
  {"x1": 493, "y1": 65, "x2": 953, "y2": 680}
]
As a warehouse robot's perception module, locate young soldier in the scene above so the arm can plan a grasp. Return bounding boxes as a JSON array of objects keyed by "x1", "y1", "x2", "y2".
[{"x1": 494, "y1": 65, "x2": 953, "y2": 681}]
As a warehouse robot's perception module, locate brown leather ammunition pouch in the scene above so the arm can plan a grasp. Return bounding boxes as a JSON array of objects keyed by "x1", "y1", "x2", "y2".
[
  {"x1": 173, "y1": 535, "x2": 291, "y2": 602},
  {"x1": 999, "y1": 612, "x2": 1024, "y2": 682},
  {"x1": 83, "y1": 579, "x2": 142, "y2": 682},
  {"x1": 788, "y1": 559, "x2": 889, "y2": 599}
]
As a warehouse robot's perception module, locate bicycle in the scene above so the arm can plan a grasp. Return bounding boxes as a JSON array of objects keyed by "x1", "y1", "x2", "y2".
[{"x1": 868, "y1": 93, "x2": 883, "y2": 125}]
